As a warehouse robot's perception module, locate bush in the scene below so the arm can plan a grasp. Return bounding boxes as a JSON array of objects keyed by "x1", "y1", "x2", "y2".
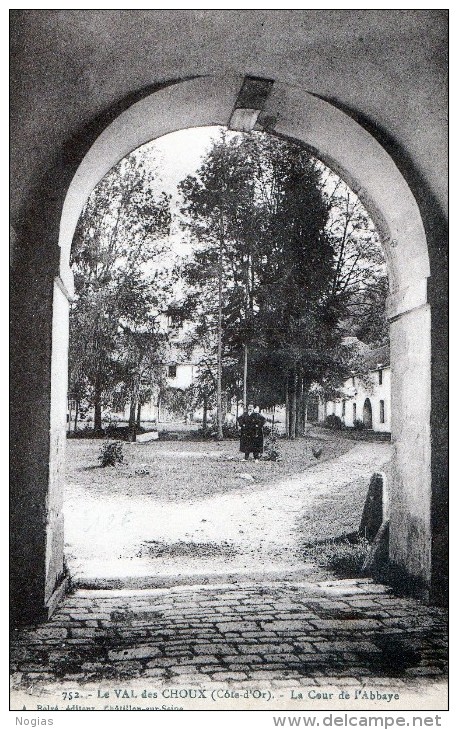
[
  {"x1": 222, "y1": 422, "x2": 239, "y2": 439},
  {"x1": 304, "y1": 535, "x2": 370, "y2": 577},
  {"x1": 263, "y1": 435, "x2": 282, "y2": 461},
  {"x1": 105, "y1": 422, "x2": 121, "y2": 438},
  {"x1": 196, "y1": 426, "x2": 216, "y2": 439},
  {"x1": 99, "y1": 440, "x2": 124, "y2": 467},
  {"x1": 325, "y1": 414, "x2": 342, "y2": 430},
  {"x1": 67, "y1": 426, "x2": 105, "y2": 439},
  {"x1": 353, "y1": 418, "x2": 366, "y2": 430}
]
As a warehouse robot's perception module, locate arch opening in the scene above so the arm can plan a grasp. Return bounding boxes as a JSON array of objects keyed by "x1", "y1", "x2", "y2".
[
  {"x1": 66, "y1": 122, "x2": 389, "y2": 585},
  {"x1": 41, "y1": 74, "x2": 435, "y2": 617},
  {"x1": 363, "y1": 399, "x2": 373, "y2": 430}
]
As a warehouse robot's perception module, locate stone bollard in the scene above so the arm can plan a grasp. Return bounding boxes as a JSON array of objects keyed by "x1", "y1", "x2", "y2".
[{"x1": 359, "y1": 472, "x2": 385, "y2": 542}]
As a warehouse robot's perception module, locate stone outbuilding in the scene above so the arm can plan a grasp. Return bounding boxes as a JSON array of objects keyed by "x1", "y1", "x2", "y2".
[{"x1": 319, "y1": 344, "x2": 391, "y2": 433}]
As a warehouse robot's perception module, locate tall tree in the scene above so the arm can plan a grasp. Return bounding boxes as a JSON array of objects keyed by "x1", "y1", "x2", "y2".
[
  {"x1": 177, "y1": 129, "x2": 388, "y2": 437},
  {"x1": 69, "y1": 150, "x2": 171, "y2": 432},
  {"x1": 177, "y1": 132, "x2": 339, "y2": 436},
  {"x1": 321, "y1": 175, "x2": 388, "y2": 346},
  {"x1": 178, "y1": 131, "x2": 258, "y2": 438}
]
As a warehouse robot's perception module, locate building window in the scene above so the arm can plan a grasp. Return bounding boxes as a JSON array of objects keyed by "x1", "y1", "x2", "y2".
[
  {"x1": 380, "y1": 400, "x2": 385, "y2": 423},
  {"x1": 167, "y1": 312, "x2": 180, "y2": 328},
  {"x1": 168, "y1": 364, "x2": 177, "y2": 378},
  {"x1": 353, "y1": 403, "x2": 357, "y2": 423},
  {"x1": 352, "y1": 376, "x2": 356, "y2": 388},
  {"x1": 378, "y1": 369, "x2": 383, "y2": 385},
  {"x1": 342, "y1": 400, "x2": 346, "y2": 417}
]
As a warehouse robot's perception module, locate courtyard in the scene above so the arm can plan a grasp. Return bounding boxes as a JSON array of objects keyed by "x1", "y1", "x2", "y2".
[
  {"x1": 63, "y1": 428, "x2": 390, "y2": 588},
  {"x1": 10, "y1": 429, "x2": 448, "y2": 709}
]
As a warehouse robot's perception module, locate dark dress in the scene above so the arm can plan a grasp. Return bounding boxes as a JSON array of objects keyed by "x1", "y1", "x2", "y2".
[
  {"x1": 238, "y1": 412, "x2": 266, "y2": 457},
  {"x1": 238, "y1": 412, "x2": 251, "y2": 454}
]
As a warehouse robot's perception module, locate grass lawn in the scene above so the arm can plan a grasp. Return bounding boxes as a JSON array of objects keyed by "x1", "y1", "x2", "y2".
[
  {"x1": 65, "y1": 428, "x2": 357, "y2": 501},
  {"x1": 64, "y1": 428, "x2": 391, "y2": 585}
]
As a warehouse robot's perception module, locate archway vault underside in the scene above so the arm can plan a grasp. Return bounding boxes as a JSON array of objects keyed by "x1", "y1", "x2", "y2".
[{"x1": 14, "y1": 73, "x2": 442, "y2": 623}]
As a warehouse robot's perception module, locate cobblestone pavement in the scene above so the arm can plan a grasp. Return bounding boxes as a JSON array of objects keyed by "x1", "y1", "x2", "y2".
[{"x1": 11, "y1": 578, "x2": 447, "y2": 709}]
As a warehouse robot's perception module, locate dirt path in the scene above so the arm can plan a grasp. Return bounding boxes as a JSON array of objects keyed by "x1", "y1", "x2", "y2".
[{"x1": 64, "y1": 441, "x2": 391, "y2": 588}]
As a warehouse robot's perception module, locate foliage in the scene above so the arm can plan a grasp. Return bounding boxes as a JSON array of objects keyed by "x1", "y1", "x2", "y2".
[
  {"x1": 99, "y1": 440, "x2": 124, "y2": 467},
  {"x1": 221, "y1": 422, "x2": 239, "y2": 439},
  {"x1": 69, "y1": 148, "x2": 172, "y2": 434},
  {"x1": 304, "y1": 535, "x2": 370, "y2": 577},
  {"x1": 263, "y1": 434, "x2": 282, "y2": 461},
  {"x1": 160, "y1": 386, "x2": 194, "y2": 420},
  {"x1": 66, "y1": 425, "x2": 101, "y2": 439},
  {"x1": 69, "y1": 126, "x2": 387, "y2": 441},
  {"x1": 350, "y1": 275, "x2": 389, "y2": 347},
  {"x1": 353, "y1": 418, "x2": 366, "y2": 430},
  {"x1": 196, "y1": 426, "x2": 216, "y2": 440},
  {"x1": 177, "y1": 132, "x2": 342, "y2": 417},
  {"x1": 325, "y1": 414, "x2": 343, "y2": 430},
  {"x1": 321, "y1": 173, "x2": 388, "y2": 348}
]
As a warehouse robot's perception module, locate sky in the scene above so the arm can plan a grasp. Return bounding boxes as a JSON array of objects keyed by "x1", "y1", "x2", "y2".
[
  {"x1": 87, "y1": 124, "x2": 383, "y2": 283},
  {"x1": 135, "y1": 125, "x2": 226, "y2": 263},
  {"x1": 145, "y1": 126, "x2": 222, "y2": 196}
]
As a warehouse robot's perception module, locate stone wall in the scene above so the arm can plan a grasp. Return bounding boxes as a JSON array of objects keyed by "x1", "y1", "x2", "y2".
[{"x1": 10, "y1": 11, "x2": 448, "y2": 620}]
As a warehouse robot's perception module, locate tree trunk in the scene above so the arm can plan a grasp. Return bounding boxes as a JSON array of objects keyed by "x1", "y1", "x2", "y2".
[
  {"x1": 272, "y1": 404, "x2": 276, "y2": 436},
  {"x1": 301, "y1": 380, "x2": 307, "y2": 431},
  {"x1": 136, "y1": 401, "x2": 141, "y2": 430},
  {"x1": 128, "y1": 376, "x2": 140, "y2": 442},
  {"x1": 295, "y1": 377, "x2": 304, "y2": 437},
  {"x1": 243, "y1": 344, "x2": 248, "y2": 410},
  {"x1": 128, "y1": 397, "x2": 137, "y2": 442},
  {"x1": 74, "y1": 400, "x2": 79, "y2": 433},
  {"x1": 290, "y1": 369, "x2": 297, "y2": 439},
  {"x1": 94, "y1": 388, "x2": 102, "y2": 434},
  {"x1": 202, "y1": 393, "x2": 208, "y2": 431},
  {"x1": 216, "y1": 209, "x2": 224, "y2": 441},
  {"x1": 285, "y1": 375, "x2": 290, "y2": 438}
]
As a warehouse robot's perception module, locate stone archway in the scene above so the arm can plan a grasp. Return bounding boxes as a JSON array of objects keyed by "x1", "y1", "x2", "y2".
[
  {"x1": 40, "y1": 74, "x2": 436, "y2": 618},
  {"x1": 363, "y1": 399, "x2": 373, "y2": 430}
]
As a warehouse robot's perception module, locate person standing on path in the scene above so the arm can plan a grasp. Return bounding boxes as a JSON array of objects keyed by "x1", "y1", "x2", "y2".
[
  {"x1": 250, "y1": 406, "x2": 266, "y2": 460},
  {"x1": 238, "y1": 405, "x2": 252, "y2": 460},
  {"x1": 238, "y1": 405, "x2": 266, "y2": 460}
]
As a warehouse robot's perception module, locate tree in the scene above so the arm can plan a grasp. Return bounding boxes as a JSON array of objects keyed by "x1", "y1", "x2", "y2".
[
  {"x1": 116, "y1": 307, "x2": 168, "y2": 441},
  {"x1": 321, "y1": 175, "x2": 388, "y2": 346},
  {"x1": 176, "y1": 129, "x2": 388, "y2": 439},
  {"x1": 178, "y1": 131, "x2": 341, "y2": 437},
  {"x1": 178, "y1": 131, "x2": 258, "y2": 438},
  {"x1": 69, "y1": 149, "x2": 171, "y2": 433}
]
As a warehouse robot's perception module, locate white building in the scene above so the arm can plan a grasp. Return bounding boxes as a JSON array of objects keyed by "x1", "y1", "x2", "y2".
[{"x1": 318, "y1": 344, "x2": 391, "y2": 433}]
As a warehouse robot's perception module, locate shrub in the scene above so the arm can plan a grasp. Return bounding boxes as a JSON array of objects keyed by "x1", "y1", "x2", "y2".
[
  {"x1": 67, "y1": 425, "x2": 106, "y2": 439},
  {"x1": 99, "y1": 440, "x2": 124, "y2": 467},
  {"x1": 105, "y1": 422, "x2": 121, "y2": 438},
  {"x1": 196, "y1": 426, "x2": 216, "y2": 439},
  {"x1": 353, "y1": 418, "x2": 365, "y2": 430},
  {"x1": 222, "y1": 422, "x2": 239, "y2": 439},
  {"x1": 325, "y1": 414, "x2": 342, "y2": 430},
  {"x1": 304, "y1": 535, "x2": 370, "y2": 577},
  {"x1": 263, "y1": 435, "x2": 282, "y2": 461}
]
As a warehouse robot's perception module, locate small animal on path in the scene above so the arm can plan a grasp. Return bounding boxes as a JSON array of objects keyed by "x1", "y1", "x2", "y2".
[{"x1": 312, "y1": 446, "x2": 323, "y2": 459}]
